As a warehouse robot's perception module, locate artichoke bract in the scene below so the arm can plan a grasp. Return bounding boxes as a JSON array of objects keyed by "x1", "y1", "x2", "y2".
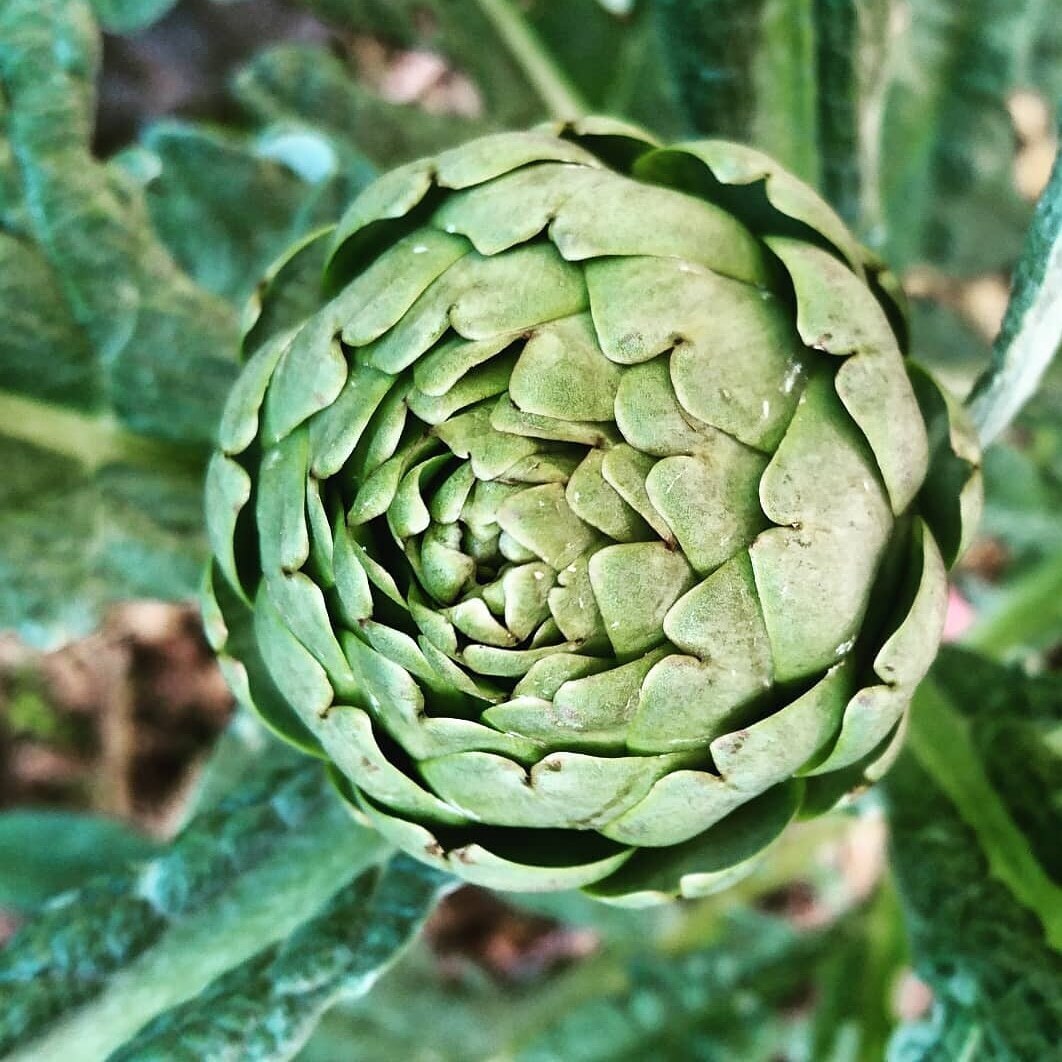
[{"x1": 203, "y1": 118, "x2": 982, "y2": 904}]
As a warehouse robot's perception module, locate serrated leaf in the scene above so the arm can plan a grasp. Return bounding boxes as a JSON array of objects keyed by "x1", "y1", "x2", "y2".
[
  {"x1": 885, "y1": 646, "x2": 1062, "y2": 1059},
  {"x1": 0, "y1": 812, "x2": 158, "y2": 914},
  {"x1": 0, "y1": 761, "x2": 389, "y2": 1060},
  {"x1": 104, "y1": 855, "x2": 451, "y2": 1062}
]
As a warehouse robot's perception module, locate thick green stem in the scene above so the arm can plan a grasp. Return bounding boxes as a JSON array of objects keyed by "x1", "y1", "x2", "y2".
[{"x1": 473, "y1": 0, "x2": 589, "y2": 120}]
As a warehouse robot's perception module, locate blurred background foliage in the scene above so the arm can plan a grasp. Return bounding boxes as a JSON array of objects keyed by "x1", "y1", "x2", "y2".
[{"x1": 0, "y1": 1, "x2": 1059, "y2": 1059}]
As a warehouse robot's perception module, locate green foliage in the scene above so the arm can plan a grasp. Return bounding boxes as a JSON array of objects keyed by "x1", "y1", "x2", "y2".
[
  {"x1": 886, "y1": 647, "x2": 1062, "y2": 1058},
  {"x1": 114, "y1": 122, "x2": 371, "y2": 307},
  {"x1": 231, "y1": 45, "x2": 485, "y2": 169},
  {"x1": 0, "y1": 760, "x2": 389, "y2": 1060},
  {"x1": 0, "y1": 0, "x2": 238, "y2": 645},
  {"x1": 651, "y1": 0, "x2": 892, "y2": 233},
  {"x1": 653, "y1": 0, "x2": 820, "y2": 183},
  {"x1": 86, "y1": 0, "x2": 178, "y2": 33},
  {"x1": 0, "y1": 0, "x2": 1059, "y2": 1059},
  {"x1": 292, "y1": 0, "x2": 551, "y2": 124},
  {"x1": 0, "y1": 812, "x2": 158, "y2": 913},
  {"x1": 880, "y1": 0, "x2": 1045, "y2": 273},
  {"x1": 514, "y1": 914, "x2": 836, "y2": 1061},
  {"x1": 0, "y1": 0, "x2": 239, "y2": 446},
  {"x1": 969, "y1": 139, "x2": 1062, "y2": 445},
  {"x1": 105, "y1": 856, "x2": 450, "y2": 1062},
  {"x1": 302, "y1": 878, "x2": 907, "y2": 1062},
  {"x1": 525, "y1": 1, "x2": 684, "y2": 134}
]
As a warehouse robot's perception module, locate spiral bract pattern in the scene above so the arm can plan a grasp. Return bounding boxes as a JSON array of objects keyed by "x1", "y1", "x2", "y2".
[{"x1": 204, "y1": 119, "x2": 982, "y2": 902}]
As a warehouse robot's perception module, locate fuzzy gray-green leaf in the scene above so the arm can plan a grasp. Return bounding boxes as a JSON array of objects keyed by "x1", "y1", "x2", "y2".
[
  {"x1": 103, "y1": 856, "x2": 451, "y2": 1062},
  {"x1": 0, "y1": 762, "x2": 388, "y2": 1061},
  {"x1": 967, "y1": 140, "x2": 1061, "y2": 446}
]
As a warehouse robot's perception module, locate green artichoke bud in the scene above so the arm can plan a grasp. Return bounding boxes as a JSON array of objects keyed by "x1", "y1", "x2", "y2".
[{"x1": 203, "y1": 118, "x2": 982, "y2": 904}]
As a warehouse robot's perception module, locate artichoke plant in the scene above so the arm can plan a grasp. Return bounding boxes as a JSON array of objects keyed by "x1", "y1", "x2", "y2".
[{"x1": 203, "y1": 117, "x2": 982, "y2": 904}]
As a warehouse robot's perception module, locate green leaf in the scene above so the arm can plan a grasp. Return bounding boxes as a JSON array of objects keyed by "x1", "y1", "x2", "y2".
[
  {"x1": 525, "y1": 1, "x2": 685, "y2": 134},
  {"x1": 649, "y1": 0, "x2": 890, "y2": 231},
  {"x1": 177, "y1": 710, "x2": 304, "y2": 824},
  {"x1": 281, "y1": 0, "x2": 556, "y2": 125},
  {"x1": 0, "y1": 235, "x2": 98, "y2": 411},
  {"x1": 0, "y1": 0, "x2": 379, "y2": 648},
  {"x1": 104, "y1": 855, "x2": 451, "y2": 1062},
  {"x1": 233, "y1": 44, "x2": 489, "y2": 170},
  {"x1": 0, "y1": 0, "x2": 240, "y2": 447},
  {"x1": 813, "y1": 0, "x2": 891, "y2": 232},
  {"x1": 0, "y1": 0, "x2": 248, "y2": 643},
  {"x1": 967, "y1": 139, "x2": 1061, "y2": 447},
  {"x1": 652, "y1": 0, "x2": 819, "y2": 185},
  {"x1": 301, "y1": 938, "x2": 517, "y2": 1062},
  {"x1": 880, "y1": 0, "x2": 1045, "y2": 272},
  {"x1": 514, "y1": 912, "x2": 839, "y2": 1061},
  {"x1": 115, "y1": 121, "x2": 373, "y2": 306},
  {"x1": 808, "y1": 885, "x2": 908, "y2": 1062},
  {"x1": 87, "y1": 0, "x2": 177, "y2": 33},
  {"x1": 0, "y1": 812, "x2": 158, "y2": 914},
  {"x1": 469, "y1": 0, "x2": 590, "y2": 119},
  {"x1": 885, "y1": 646, "x2": 1062, "y2": 1058},
  {"x1": 965, "y1": 547, "x2": 1062, "y2": 658},
  {"x1": 0, "y1": 761, "x2": 389, "y2": 1060},
  {"x1": 918, "y1": 649, "x2": 1062, "y2": 883},
  {"x1": 0, "y1": 426, "x2": 208, "y2": 646}
]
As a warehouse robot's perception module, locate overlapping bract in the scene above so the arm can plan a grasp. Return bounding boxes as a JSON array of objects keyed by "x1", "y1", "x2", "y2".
[{"x1": 203, "y1": 118, "x2": 982, "y2": 903}]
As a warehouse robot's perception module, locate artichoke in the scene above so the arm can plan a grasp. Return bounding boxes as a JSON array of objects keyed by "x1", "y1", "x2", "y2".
[{"x1": 203, "y1": 118, "x2": 982, "y2": 903}]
